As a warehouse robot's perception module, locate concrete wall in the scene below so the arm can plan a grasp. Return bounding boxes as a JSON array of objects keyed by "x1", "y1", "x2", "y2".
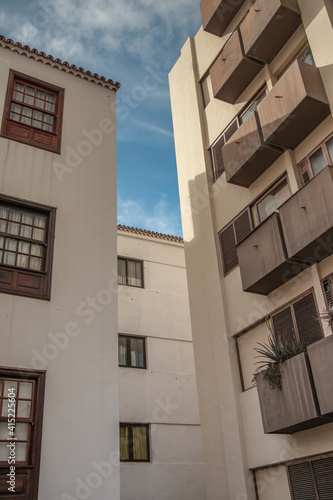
[
  {"x1": 0, "y1": 45, "x2": 120, "y2": 499},
  {"x1": 169, "y1": 0, "x2": 333, "y2": 499},
  {"x1": 117, "y1": 230, "x2": 206, "y2": 500}
]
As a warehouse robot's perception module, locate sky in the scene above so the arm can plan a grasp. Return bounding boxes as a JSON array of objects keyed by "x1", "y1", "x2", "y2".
[{"x1": 0, "y1": 0, "x2": 202, "y2": 236}]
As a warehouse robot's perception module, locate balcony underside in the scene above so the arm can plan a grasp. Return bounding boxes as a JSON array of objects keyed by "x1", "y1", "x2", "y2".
[{"x1": 200, "y1": 0, "x2": 245, "y2": 37}]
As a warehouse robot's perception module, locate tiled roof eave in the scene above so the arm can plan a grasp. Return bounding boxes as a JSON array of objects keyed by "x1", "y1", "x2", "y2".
[
  {"x1": 0, "y1": 36, "x2": 120, "y2": 91},
  {"x1": 117, "y1": 225, "x2": 183, "y2": 243}
]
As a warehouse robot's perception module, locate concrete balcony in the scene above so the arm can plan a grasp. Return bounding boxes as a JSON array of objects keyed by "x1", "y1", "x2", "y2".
[
  {"x1": 221, "y1": 111, "x2": 283, "y2": 187},
  {"x1": 210, "y1": 29, "x2": 263, "y2": 104},
  {"x1": 257, "y1": 59, "x2": 330, "y2": 149},
  {"x1": 200, "y1": 0, "x2": 245, "y2": 37},
  {"x1": 240, "y1": 0, "x2": 301, "y2": 63},
  {"x1": 279, "y1": 166, "x2": 333, "y2": 263},
  {"x1": 236, "y1": 212, "x2": 305, "y2": 295},
  {"x1": 308, "y1": 334, "x2": 333, "y2": 418}
]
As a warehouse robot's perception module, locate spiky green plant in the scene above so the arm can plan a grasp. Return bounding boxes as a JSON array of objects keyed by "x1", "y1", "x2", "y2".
[{"x1": 318, "y1": 305, "x2": 333, "y2": 334}]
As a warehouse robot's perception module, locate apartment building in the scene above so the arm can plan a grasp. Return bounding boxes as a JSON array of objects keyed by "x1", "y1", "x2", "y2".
[
  {"x1": 0, "y1": 37, "x2": 120, "y2": 499},
  {"x1": 117, "y1": 225, "x2": 205, "y2": 500},
  {"x1": 169, "y1": 1, "x2": 333, "y2": 499}
]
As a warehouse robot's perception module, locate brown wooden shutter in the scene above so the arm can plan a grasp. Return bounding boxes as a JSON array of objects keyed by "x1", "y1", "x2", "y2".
[
  {"x1": 322, "y1": 275, "x2": 333, "y2": 307},
  {"x1": 220, "y1": 224, "x2": 238, "y2": 275},
  {"x1": 212, "y1": 135, "x2": 225, "y2": 180},
  {"x1": 288, "y1": 462, "x2": 317, "y2": 500},
  {"x1": 272, "y1": 307, "x2": 294, "y2": 344},
  {"x1": 293, "y1": 293, "x2": 323, "y2": 345},
  {"x1": 312, "y1": 456, "x2": 333, "y2": 499},
  {"x1": 234, "y1": 210, "x2": 252, "y2": 244}
]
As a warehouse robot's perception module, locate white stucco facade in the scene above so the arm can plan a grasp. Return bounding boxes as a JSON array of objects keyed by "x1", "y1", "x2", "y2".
[
  {"x1": 170, "y1": 1, "x2": 333, "y2": 499},
  {"x1": 117, "y1": 227, "x2": 206, "y2": 500},
  {"x1": 0, "y1": 39, "x2": 120, "y2": 499}
]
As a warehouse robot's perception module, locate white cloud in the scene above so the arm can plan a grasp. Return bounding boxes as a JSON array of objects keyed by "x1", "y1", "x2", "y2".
[{"x1": 118, "y1": 196, "x2": 182, "y2": 236}]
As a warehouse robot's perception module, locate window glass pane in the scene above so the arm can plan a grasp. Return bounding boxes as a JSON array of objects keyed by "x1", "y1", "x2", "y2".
[
  {"x1": 17, "y1": 254, "x2": 29, "y2": 268},
  {"x1": 240, "y1": 90, "x2": 266, "y2": 124},
  {"x1": 34, "y1": 215, "x2": 46, "y2": 228},
  {"x1": 0, "y1": 207, "x2": 9, "y2": 219},
  {"x1": 46, "y1": 93, "x2": 55, "y2": 103},
  {"x1": 45, "y1": 102, "x2": 55, "y2": 112},
  {"x1": 300, "y1": 46, "x2": 315, "y2": 66},
  {"x1": 33, "y1": 109, "x2": 43, "y2": 120},
  {"x1": 310, "y1": 148, "x2": 327, "y2": 176},
  {"x1": 119, "y1": 426, "x2": 129, "y2": 460},
  {"x1": 22, "y1": 107, "x2": 32, "y2": 118},
  {"x1": 24, "y1": 95, "x2": 34, "y2": 106},
  {"x1": 32, "y1": 228, "x2": 44, "y2": 241},
  {"x1": 20, "y1": 225, "x2": 32, "y2": 238},
  {"x1": 127, "y1": 260, "x2": 142, "y2": 287},
  {"x1": 13, "y1": 90, "x2": 23, "y2": 102},
  {"x1": 9, "y1": 209, "x2": 21, "y2": 222},
  {"x1": 0, "y1": 250, "x2": 3, "y2": 262},
  {"x1": 0, "y1": 422, "x2": 8, "y2": 439},
  {"x1": 26, "y1": 86, "x2": 35, "y2": 96},
  {"x1": 11, "y1": 102, "x2": 22, "y2": 114},
  {"x1": 0, "y1": 237, "x2": 4, "y2": 248},
  {"x1": 18, "y1": 241, "x2": 30, "y2": 254},
  {"x1": 4, "y1": 381, "x2": 18, "y2": 394},
  {"x1": 22, "y1": 116, "x2": 32, "y2": 126},
  {"x1": 0, "y1": 220, "x2": 7, "y2": 232},
  {"x1": 8, "y1": 222, "x2": 19, "y2": 235},
  {"x1": 130, "y1": 338, "x2": 145, "y2": 367},
  {"x1": 43, "y1": 123, "x2": 53, "y2": 132},
  {"x1": 117, "y1": 258, "x2": 127, "y2": 285},
  {"x1": 16, "y1": 443, "x2": 28, "y2": 462},
  {"x1": 19, "y1": 382, "x2": 32, "y2": 399},
  {"x1": 326, "y1": 137, "x2": 333, "y2": 164},
  {"x1": 257, "y1": 179, "x2": 290, "y2": 223},
  {"x1": 15, "y1": 423, "x2": 29, "y2": 441},
  {"x1": 17, "y1": 400, "x2": 31, "y2": 418},
  {"x1": 31, "y1": 244, "x2": 43, "y2": 257},
  {"x1": 29, "y1": 257, "x2": 42, "y2": 271},
  {"x1": 36, "y1": 89, "x2": 45, "y2": 99},
  {"x1": 0, "y1": 442, "x2": 8, "y2": 461},
  {"x1": 5, "y1": 239, "x2": 17, "y2": 251},
  {"x1": 14, "y1": 82, "x2": 24, "y2": 92},
  {"x1": 44, "y1": 114, "x2": 54, "y2": 125},
  {"x1": 132, "y1": 426, "x2": 148, "y2": 460},
  {"x1": 119, "y1": 337, "x2": 127, "y2": 366},
  {"x1": 32, "y1": 119, "x2": 43, "y2": 129},
  {"x1": 3, "y1": 252, "x2": 16, "y2": 266},
  {"x1": 22, "y1": 212, "x2": 33, "y2": 225}
]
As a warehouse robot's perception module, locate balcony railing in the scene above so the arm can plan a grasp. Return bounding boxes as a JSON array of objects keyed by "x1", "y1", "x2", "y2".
[
  {"x1": 236, "y1": 212, "x2": 306, "y2": 294},
  {"x1": 200, "y1": 0, "x2": 245, "y2": 37},
  {"x1": 240, "y1": 0, "x2": 301, "y2": 63},
  {"x1": 221, "y1": 111, "x2": 283, "y2": 187},
  {"x1": 257, "y1": 59, "x2": 330, "y2": 149},
  {"x1": 210, "y1": 29, "x2": 263, "y2": 104},
  {"x1": 279, "y1": 166, "x2": 333, "y2": 263}
]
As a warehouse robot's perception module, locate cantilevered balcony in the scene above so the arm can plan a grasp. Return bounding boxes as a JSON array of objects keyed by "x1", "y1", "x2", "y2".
[
  {"x1": 221, "y1": 111, "x2": 283, "y2": 187},
  {"x1": 257, "y1": 60, "x2": 330, "y2": 149},
  {"x1": 236, "y1": 212, "x2": 306, "y2": 294},
  {"x1": 279, "y1": 166, "x2": 333, "y2": 263},
  {"x1": 210, "y1": 29, "x2": 263, "y2": 104},
  {"x1": 200, "y1": 0, "x2": 245, "y2": 37},
  {"x1": 240, "y1": 0, "x2": 301, "y2": 63}
]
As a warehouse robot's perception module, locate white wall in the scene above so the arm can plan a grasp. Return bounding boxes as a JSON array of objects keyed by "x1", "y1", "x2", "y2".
[{"x1": 0, "y1": 45, "x2": 120, "y2": 499}]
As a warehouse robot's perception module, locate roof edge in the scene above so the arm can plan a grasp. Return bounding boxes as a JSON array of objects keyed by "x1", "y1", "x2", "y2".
[
  {"x1": 117, "y1": 225, "x2": 183, "y2": 243},
  {"x1": 0, "y1": 36, "x2": 121, "y2": 92}
]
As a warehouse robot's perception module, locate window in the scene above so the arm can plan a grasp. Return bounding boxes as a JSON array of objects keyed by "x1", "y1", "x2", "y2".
[
  {"x1": 119, "y1": 424, "x2": 150, "y2": 462},
  {"x1": 117, "y1": 257, "x2": 143, "y2": 287},
  {"x1": 220, "y1": 209, "x2": 252, "y2": 275},
  {"x1": 251, "y1": 176, "x2": 291, "y2": 225},
  {"x1": 0, "y1": 367, "x2": 45, "y2": 499},
  {"x1": 298, "y1": 134, "x2": 333, "y2": 184},
  {"x1": 0, "y1": 195, "x2": 56, "y2": 300},
  {"x1": 118, "y1": 335, "x2": 146, "y2": 369},
  {"x1": 279, "y1": 44, "x2": 316, "y2": 79},
  {"x1": 288, "y1": 454, "x2": 333, "y2": 500},
  {"x1": 1, "y1": 70, "x2": 64, "y2": 153},
  {"x1": 272, "y1": 291, "x2": 323, "y2": 346},
  {"x1": 211, "y1": 88, "x2": 267, "y2": 181},
  {"x1": 322, "y1": 274, "x2": 333, "y2": 308}
]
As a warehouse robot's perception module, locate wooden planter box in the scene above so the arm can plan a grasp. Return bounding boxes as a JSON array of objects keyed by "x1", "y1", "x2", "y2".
[
  {"x1": 256, "y1": 352, "x2": 330, "y2": 434},
  {"x1": 307, "y1": 334, "x2": 333, "y2": 417}
]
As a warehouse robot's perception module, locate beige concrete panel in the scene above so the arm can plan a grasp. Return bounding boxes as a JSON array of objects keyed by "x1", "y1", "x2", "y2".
[
  {"x1": 256, "y1": 466, "x2": 291, "y2": 500},
  {"x1": 147, "y1": 337, "x2": 196, "y2": 374},
  {"x1": 150, "y1": 424, "x2": 204, "y2": 464},
  {"x1": 238, "y1": 322, "x2": 270, "y2": 391}
]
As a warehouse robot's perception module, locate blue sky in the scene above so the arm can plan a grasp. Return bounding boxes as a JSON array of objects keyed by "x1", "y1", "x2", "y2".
[{"x1": 0, "y1": 0, "x2": 202, "y2": 236}]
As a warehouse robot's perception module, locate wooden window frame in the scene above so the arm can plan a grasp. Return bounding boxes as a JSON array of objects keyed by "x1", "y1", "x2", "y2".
[
  {"x1": 117, "y1": 257, "x2": 144, "y2": 288},
  {"x1": 0, "y1": 194, "x2": 56, "y2": 300},
  {"x1": 271, "y1": 289, "x2": 323, "y2": 346},
  {"x1": 1, "y1": 70, "x2": 64, "y2": 154},
  {"x1": 298, "y1": 133, "x2": 333, "y2": 184},
  {"x1": 219, "y1": 208, "x2": 252, "y2": 276},
  {"x1": 0, "y1": 367, "x2": 46, "y2": 500},
  {"x1": 119, "y1": 423, "x2": 150, "y2": 463},
  {"x1": 118, "y1": 335, "x2": 146, "y2": 369},
  {"x1": 287, "y1": 452, "x2": 333, "y2": 500}
]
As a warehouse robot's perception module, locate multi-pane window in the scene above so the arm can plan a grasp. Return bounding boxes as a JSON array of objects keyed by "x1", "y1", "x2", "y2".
[
  {"x1": 0, "y1": 195, "x2": 56, "y2": 300},
  {"x1": 298, "y1": 134, "x2": 333, "y2": 184},
  {"x1": 0, "y1": 368, "x2": 45, "y2": 498},
  {"x1": 117, "y1": 257, "x2": 143, "y2": 287},
  {"x1": 272, "y1": 291, "x2": 323, "y2": 346},
  {"x1": 288, "y1": 454, "x2": 333, "y2": 500},
  {"x1": 1, "y1": 70, "x2": 64, "y2": 153},
  {"x1": 238, "y1": 87, "x2": 267, "y2": 124},
  {"x1": 119, "y1": 424, "x2": 150, "y2": 462},
  {"x1": 119, "y1": 335, "x2": 146, "y2": 369}
]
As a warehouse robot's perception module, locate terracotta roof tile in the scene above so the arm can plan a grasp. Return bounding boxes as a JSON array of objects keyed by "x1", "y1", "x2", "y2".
[
  {"x1": 117, "y1": 225, "x2": 183, "y2": 243},
  {"x1": 0, "y1": 36, "x2": 120, "y2": 91}
]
